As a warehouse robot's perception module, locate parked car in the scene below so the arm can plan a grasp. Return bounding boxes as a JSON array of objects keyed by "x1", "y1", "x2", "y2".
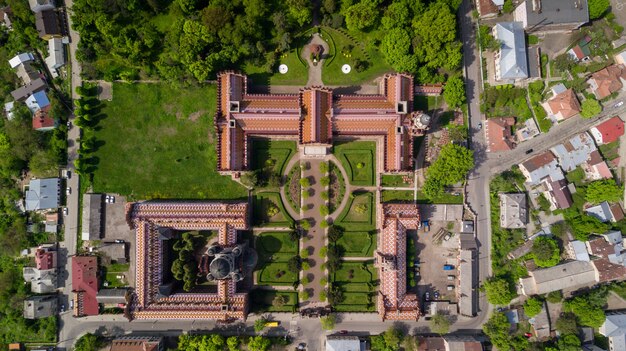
[
  {"x1": 477, "y1": 122, "x2": 482, "y2": 130},
  {"x1": 106, "y1": 195, "x2": 116, "y2": 204},
  {"x1": 525, "y1": 148, "x2": 534, "y2": 154},
  {"x1": 433, "y1": 291, "x2": 440, "y2": 299},
  {"x1": 60, "y1": 304, "x2": 65, "y2": 313},
  {"x1": 63, "y1": 207, "x2": 68, "y2": 216},
  {"x1": 339, "y1": 330, "x2": 348, "y2": 335},
  {"x1": 69, "y1": 300, "x2": 74, "y2": 309},
  {"x1": 67, "y1": 121, "x2": 72, "y2": 128},
  {"x1": 114, "y1": 239, "x2": 125, "y2": 244},
  {"x1": 443, "y1": 233, "x2": 452, "y2": 241},
  {"x1": 424, "y1": 292, "x2": 430, "y2": 301},
  {"x1": 66, "y1": 187, "x2": 71, "y2": 195},
  {"x1": 614, "y1": 101, "x2": 624, "y2": 108},
  {"x1": 443, "y1": 264, "x2": 455, "y2": 271},
  {"x1": 64, "y1": 169, "x2": 71, "y2": 179},
  {"x1": 447, "y1": 285, "x2": 455, "y2": 291}
]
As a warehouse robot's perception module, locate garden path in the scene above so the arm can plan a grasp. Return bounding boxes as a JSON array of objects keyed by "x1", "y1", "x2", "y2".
[
  {"x1": 302, "y1": 33, "x2": 329, "y2": 87},
  {"x1": 300, "y1": 159, "x2": 327, "y2": 305}
]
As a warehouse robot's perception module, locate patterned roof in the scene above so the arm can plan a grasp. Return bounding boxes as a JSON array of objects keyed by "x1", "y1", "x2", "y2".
[
  {"x1": 128, "y1": 201, "x2": 249, "y2": 321},
  {"x1": 376, "y1": 203, "x2": 420, "y2": 321},
  {"x1": 215, "y1": 72, "x2": 415, "y2": 172}
]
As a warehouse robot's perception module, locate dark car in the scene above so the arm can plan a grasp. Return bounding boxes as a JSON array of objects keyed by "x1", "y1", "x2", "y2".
[{"x1": 525, "y1": 148, "x2": 534, "y2": 154}]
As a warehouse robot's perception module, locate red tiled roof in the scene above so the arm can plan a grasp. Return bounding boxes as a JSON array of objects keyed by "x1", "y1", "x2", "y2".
[
  {"x1": 593, "y1": 116, "x2": 625, "y2": 144},
  {"x1": 486, "y1": 117, "x2": 515, "y2": 152},
  {"x1": 35, "y1": 248, "x2": 55, "y2": 270},
  {"x1": 72, "y1": 256, "x2": 99, "y2": 316},
  {"x1": 547, "y1": 89, "x2": 580, "y2": 120},
  {"x1": 414, "y1": 84, "x2": 443, "y2": 96},
  {"x1": 589, "y1": 65, "x2": 625, "y2": 99},
  {"x1": 110, "y1": 338, "x2": 161, "y2": 351},
  {"x1": 477, "y1": 0, "x2": 499, "y2": 17},
  {"x1": 593, "y1": 258, "x2": 626, "y2": 283},
  {"x1": 32, "y1": 107, "x2": 54, "y2": 130},
  {"x1": 522, "y1": 151, "x2": 557, "y2": 172}
]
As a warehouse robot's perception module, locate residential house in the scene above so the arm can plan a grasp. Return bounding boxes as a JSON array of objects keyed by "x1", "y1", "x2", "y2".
[
  {"x1": 32, "y1": 108, "x2": 55, "y2": 131},
  {"x1": 25, "y1": 91, "x2": 50, "y2": 114},
  {"x1": 9, "y1": 53, "x2": 39, "y2": 85},
  {"x1": 97, "y1": 288, "x2": 128, "y2": 306},
  {"x1": 499, "y1": 193, "x2": 527, "y2": 228},
  {"x1": 0, "y1": 6, "x2": 12, "y2": 29},
  {"x1": 600, "y1": 313, "x2": 626, "y2": 351},
  {"x1": 23, "y1": 295, "x2": 57, "y2": 319},
  {"x1": 585, "y1": 201, "x2": 624, "y2": 223},
  {"x1": 443, "y1": 335, "x2": 484, "y2": 350},
  {"x1": 10, "y1": 77, "x2": 47, "y2": 102},
  {"x1": 567, "y1": 240, "x2": 591, "y2": 262},
  {"x1": 586, "y1": 231, "x2": 626, "y2": 283},
  {"x1": 616, "y1": 49, "x2": 626, "y2": 65},
  {"x1": 550, "y1": 132, "x2": 596, "y2": 172},
  {"x1": 458, "y1": 249, "x2": 476, "y2": 317},
  {"x1": 486, "y1": 117, "x2": 516, "y2": 152},
  {"x1": 325, "y1": 336, "x2": 364, "y2": 351},
  {"x1": 72, "y1": 256, "x2": 99, "y2": 316},
  {"x1": 476, "y1": 0, "x2": 502, "y2": 18},
  {"x1": 589, "y1": 116, "x2": 625, "y2": 145},
  {"x1": 22, "y1": 267, "x2": 57, "y2": 293},
  {"x1": 519, "y1": 151, "x2": 564, "y2": 185},
  {"x1": 4, "y1": 101, "x2": 15, "y2": 120},
  {"x1": 25, "y1": 178, "x2": 60, "y2": 211},
  {"x1": 29, "y1": 0, "x2": 55, "y2": 13},
  {"x1": 544, "y1": 178, "x2": 573, "y2": 210},
  {"x1": 44, "y1": 38, "x2": 65, "y2": 76},
  {"x1": 417, "y1": 337, "x2": 446, "y2": 351},
  {"x1": 514, "y1": 0, "x2": 589, "y2": 34},
  {"x1": 461, "y1": 220, "x2": 474, "y2": 234},
  {"x1": 568, "y1": 36, "x2": 592, "y2": 62},
  {"x1": 519, "y1": 260, "x2": 598, "y2": 295},
  {"x1": 493, "y1": 22, "x2": 529, "y2": 82},
  {"x1": 109, "y1": 336, "x2": 164, "y2": 351},
  {"x1": 542, "y1": 84, "x2": 581, "y2": 122},
  {"x1": 587, "y1": 64, "x2": 626, "y2": 100},
  {"x1": 35, "y1": 10, "x2": 62, "y2": 39},
  {"x1": 35, "y1": 247, "x2": 56, "y2": 270},
  {"x1": 82, "y1": 193, "x2": 102, "y2": 241},
  {"x1": 44, "y1": 212, "x2": 58, "y2": 233},
  {"x1": 582, "y1": 150, "x2": 613, "y2": 180},
  {"x1": 528, "y1": 300, "x2": 551, "y2": 339},
  {"x1": 97, "y1": 242, "x2": 127, "y2": 264},
  {"x1": 515, "y1": 118, "x2": 540, "y2": 142}
]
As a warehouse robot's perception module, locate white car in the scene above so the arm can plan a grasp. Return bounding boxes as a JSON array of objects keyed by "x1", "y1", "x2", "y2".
[
  {"x1": 614, "y1": 101, "x2": 624, "y2": 108},
  {"x1": 66, "y1": 187, "x2": 71, "y2": 195},
  {"x1": 63, "y1": 207, "x2": 68, "y2": 216}
]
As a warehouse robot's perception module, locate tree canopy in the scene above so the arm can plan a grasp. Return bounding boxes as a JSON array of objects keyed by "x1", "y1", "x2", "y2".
[
  {"x1": 568, "y1": 214, "x2": 610, "y2": 241},
  {"x1": 482, "y1": 312, "x2": 529, "y2": 351},
  {"x1": 564, "y1": 296, "x2": 606, "y2": 327},
  {"x1": 586, "y1": 179, "x2": 622, "y2": 204},
  {"x1": 321, "y1": 313, "x2": 337, "y2": 330},
  {"x1": 588, "y1": 0, "x2": 610, "y2": 19},
  {"x1": 531, "y1": 236, "x2": 560, "y2": 268},
  {"x1": 424, "y1": 144, "x2": 474, "y2": 198},
  {"x1": 581, "y1": 98, "x2": 602, "y2": 118},
  {"x1": 381, "y1": 28, "x2": 418, "y2": 73},
  {"x1": 443, "y1": 76, "x2": 466, "y2": 109},
  {"x1": 371, "y1": 327, "x2": 403, "y2": 351},
  {"x1": 74, "y1": 333, "x2": 104, "y2": 351},
  {"x1": 344, "y1": 1, "x2": 379, "y2": 31},
  {"x1": 523, "y1": 297, "x2": 543, "y2": 317},
  {"x1": 412, "y1": 1, "x2": 461, "y2": 72},
  {"x1": 430, "y1": 313, "x2": 450, "y2": 334},
  {"x1": 483, "y1": 277, "x2": 516, "y2": 305}
]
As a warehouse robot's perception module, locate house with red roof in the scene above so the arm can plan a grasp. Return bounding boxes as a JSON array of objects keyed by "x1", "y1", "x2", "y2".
[
  {"x1": 32, "y1": 107, "x2": 54, "y2": 131},
  {"x1": 72, "y1": 256, "x2": 99, "y2": 316},
  {"x1": 589, "y1": 116, "x2": 625, "y2": 145},
  {"x1": 476, "y1": 0, "x2": 501, "y2": 18},
  {"x1": 542, "y1": 85, "x2": 581, "y2": 121},
  {"x1": 485, "y1": 117, "x2": 515, "y2": 152},
  {"x1": 587, "y1": 65, "x2": 626, "y2": 100},
  {"x1": 35, "y1": 247, "x2": 56, "y2": 270}
]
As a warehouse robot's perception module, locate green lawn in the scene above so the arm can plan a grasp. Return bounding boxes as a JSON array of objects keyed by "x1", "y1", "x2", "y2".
[
  {"x1": 336, "y1": 232, "x2": 376, "y2": 257},
  {"x1": 333, "y1": 141, "x2": 376, "y2": 186},
  {"x1": 381, "y1": 190, "x2": 414, "y2": 202},
  {"x1": 381, "y1": 174, "x2": 412, "y2": 187},
  {"x1": 249, "y1": 289, "x2": 299, "y2": 313},
  {"x1": 566, "y1": 167, "x2": 586, "y2": 187},
  {"x1": 252, "y1": 192, "x2": 294, "y2": 227},
  {"x1": 335, "y1": 192, "x2": 376, "y2": 231},
  {"x1": 255, "y1": 232, "x2": 299, "y2": 286},
  {"x1": 331, "y1": 260, "x2": 378, "y2": 312},
  {"x1": 244, "y1": 47, "x2": 308, "y2": 86},
  {"x1": 250, "y1": 139, "x2": 297, "y2": 176},
  {"x1": 320, "y1": 27, "x2": 393, "y2": 86},
  {"x1": 91, "y1": 83, "x2": 246, "y2": 200},
  {"x1": 103, "y1": 263, "x2": 129, "y2": 288},
  {"x1": 416, "y1": 191, "x2": 463, "y2": 204},
  {"x1": 414, "y1": 96, "x2": 441, "y2": 112}
]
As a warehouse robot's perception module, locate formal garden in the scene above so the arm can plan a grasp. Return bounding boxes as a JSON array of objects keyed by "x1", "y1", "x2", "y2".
[
  {"x1": 330, "y1": 260, "x2": 378, "y2": 312},
  {"x1": 333, "y1": 141, "x2": 376, "y2": 186},
  {"x1": 255, "y1": 231, "x2": 300, "y2": 287},
  {"x1": 336, "y1": 232, "x2": 376, "y2": 257},
  {"x1": 252, "y1": 192, "x2": 294, "y2": 227},
  {"x1": 249, "y1": 289, "x2": 299, "y2": 313},
  {"x1": 91, "y1": 83, "x2": 247, "y2": 200},
  {"x1": 328, "y1": 161, "x2": 346, "y2": 213},
  {"x1": 335, "y1": 191, "x2": 376, "y2": 231},
  {"x1": 248, "y1": 139, "x2": 297, "y2": 189}
]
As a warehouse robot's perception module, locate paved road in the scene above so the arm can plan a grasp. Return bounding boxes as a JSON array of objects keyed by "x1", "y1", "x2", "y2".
[
  {"x1": 458, "y1": 0, "x2": 493, "y2": 329},
  {"x1": 487, "y1": 97, "x2": 626, "y2": 174}
]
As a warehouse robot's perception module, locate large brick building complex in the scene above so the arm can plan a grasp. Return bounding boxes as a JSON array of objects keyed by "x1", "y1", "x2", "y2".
[
  {"x1": 128, "y1": 201, "x2": 250, "y2": 321},
  {"x1": 215, "y1": 72, "x2": 428, "y2": 173}
]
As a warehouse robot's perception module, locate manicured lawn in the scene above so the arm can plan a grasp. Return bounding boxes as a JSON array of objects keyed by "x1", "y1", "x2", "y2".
[
  {"x1": 92, "y1": 83, "x2": 247, "y2": 200},
  {"x1": 108, "y1": 263, "x2": 129, "y2": 272},
  {"x1": 252, "y1": 192, "x2": 294, "y2": 227},
  {"x1": 381, "y1": 174, "x2": 412, "y2": 187},
  {"x1": 320, "y1": 27, "x2": 393, "y2": 86},
  {"x1": 250, "y1": 139, "x2": 297, "y2": 175},
  {"x1": 414, "y1": 96, "x2": 441, "y2": 112},
  {"x1": 335, "y1": 192, "x2": 375, "y2": 231},
  {"x1": 331, "y1": 260, "x2": 377, "y2": 312},
  {"x1": 255, "y1": 232, "x2": 299, "y2": 286},
  {"x1": 566, "y1": 167, "x2": 586, "y2": 187},
  {"x1": 244, "y1": 48, "x2": 308, "y2": 86},
  {"x1": 103, "y1": 263, "x2": 129, "y2": 288},
  {"x1": 337, "y1": 232, "x2": 376, "y2": 257},
  {"x1": 249, "y1": 289, "x2": 299, "y2": 313},
  {"x1": 416, "y1": 191, "x2": 463, "y2": 204},
  {"x1": 381, "y1": 190, "x2": 414, "y2": 202},
  {"x1": 333, "y1": 141, "x2": 376, "y2": 186},
  {"x1": 329, "y1": 161, "x2": 346, "y2": 214}
]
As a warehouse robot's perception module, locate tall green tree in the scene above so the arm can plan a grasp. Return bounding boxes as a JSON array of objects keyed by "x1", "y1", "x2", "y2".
[
  {"x1": 531, "y1": 236, "x2": 560, "y2": 268},
  {"x1": 581, "y1": 98, "x2": 602, "y2": 118},
  {"x1": 586, "y1": 179, "x2": 622, "y2": 204},
  {"x1": 443, "y1": 76, "x2": 466, "y2": 109},
  {"x1": 430, "y1": 313, "x2": 450, "y2": 334},
  {"x1": 344, "y1": 1, "x2": 379, "y2": 31},
  {"x1": 371, "y1": 327, "x2": 403, "y2": 351},
  {"x1": 412, "y1": 1, "x2": 461, "y2": 71},
  {"x1": 424, "y1": 144, "x2": 474, "y2": 198},
  {"x1": 483, "y1": 277, "x2": 516, "y2": 305},
  {"x1": 588, "y1": 0, "x2": 610, "y2": 19},
  {"x1": 523, "y1": 297, "x2": 543, "y2": 317},
  {"x1": 247, "y1": 336, "x2": 271, "y2": 351},
  {"x1": 564, "y1": 296, "x2": 606, "y2": 327}
]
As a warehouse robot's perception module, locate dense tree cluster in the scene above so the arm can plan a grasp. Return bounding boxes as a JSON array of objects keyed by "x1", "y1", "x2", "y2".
[
  {"x1": 581, "y1": 98, "x2": 602, "y2": 118},
  {"x1": 482, "y1": 312, "x2": 530, "y2": 351},
  {"x1": 523, "y1": 296, "x2": 543, "y2": 317},
  {"x1": 531, "y1": 236, "x2": 560, "y2": 268},
  {"x1": 171, "y1": 232, "x2": 204, "y2": 291},
  {"x1": 589, "y1": 0, "x2": 610, "y2": 20},
  {"x1": 564, "y1": 295, "x2": 606, "y2": 327},
  {"x1": 423, "y1": 144, "x2": 474, "y2": 198},
  {"x1": 371, "y1": 327, "x2": 403, "y2": 351},
  {"x1": 483, "y1": 277, "x2": 516, "y2": 306},
  {"x1": 178, "y1": 334, "x2": 270, "y2": 351},
  {"x1": 586, "y1": 179, "x2": 622, "y2": 203}
]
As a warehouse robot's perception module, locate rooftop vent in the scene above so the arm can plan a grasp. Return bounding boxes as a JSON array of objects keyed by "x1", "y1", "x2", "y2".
[
  {"x1": 396, "y1": 126, "x2": 403, "y2": 134},
  {"x1": 229, "y1": 101, "x2": 240, "y2": 113},
  {"x1": 396, "y1": 101, "x2": 408, "y2": 114},
  {"x1": 229, "y1": 120, "x2": 236, "y2": 128}
]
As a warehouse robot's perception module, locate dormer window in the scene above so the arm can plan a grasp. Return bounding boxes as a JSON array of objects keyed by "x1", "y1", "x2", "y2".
[
  {"x1": 229, "y1": 101, "x2": 240, "y2": 113},
  {"x1": 396, "y1": 126, "x2": 403, "y2": 134}
]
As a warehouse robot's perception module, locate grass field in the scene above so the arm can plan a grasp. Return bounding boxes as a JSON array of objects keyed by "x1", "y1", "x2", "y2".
[
  {"x1": 244, "y1": 47, "x2": 308, "y2": 86},
  {"x1": 416, "y1": 191, "x2": 463, "y2": 204},
  {"x1": 381, "y1": 174, "x2": 412, "y2": 187},
  {"x1": 250, "y1": 139, "x2": 297, "y2": 176},
  {"x1": 336, "y1": 232, "x2": 376, "y2": 257},
  {"x1": 331, "y1": 260, "x2": 378, "y2": 312},
  {"x1": 599, "y1": 141, "x2": 620, "y2": 161},
  {"x1": 252, "y1": 192, "x2": 294, "y2": 227},
  {"x1": 255, "y1": 232, "x2": 299, "y2": 286},
  {"x1": 335, "y1": 192, "x2": 376, "y2": 231},
  {"x1": 102, "y1": 263, "x2": 130, "y2": 288},
  {"x1": 334, "y1": 141, "x2": 376, "y2": 186},
  {"x1": 381, "y1": 190, "x2": 414, "y2": 202},
  {"x1": 249, "y1": 289, "x2": 299, "y2": 313},
  {"x1": 320, "y1": 27, "x2": 393, "y2": 86},
  {"x1": 91, "y1": 83, "x2": 246, "y2": 200}
]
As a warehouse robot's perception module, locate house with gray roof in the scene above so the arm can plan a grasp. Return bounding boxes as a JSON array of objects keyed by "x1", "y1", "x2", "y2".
[
  {"x1": 10, "y1": 77, "x2": 47, "y2": 102},
  {"x1": 25, "y1": 178, "x2": 60, "y2": 211},
  {"x1": 519, "y1": 150, "x2": 564, "y2": 185},
  {"x1": 96, "y1": 288, "x2": 127, "y2": 305},
  {"x1": 82, "y1": 193, "x2": 102, "y2": 241},
  {"x1": 23, "y1": 267, "x2": 57, "y2": 293},
  {"x1": 44, "y1": 38, "x2": 65, "y2": 76},
  {"x1": 519, "y1": 260, "x2": 598, "y2": 295},
  {"x1": 600, "y1": 313, "x2": 626, "y2": 351},
  {"x1": 493, "y1": 22, "x2": 528, "y2": 82},
  {"x1": 458, "y1": 249, "x2": 477, "y2": 317},
  {"x1": 585, "y1": 201, "x2": 625, "y2": 223},
  {"x1": 568, "y1": 240, "x2": 590, "y2": 262},
  {"x1": 29, "y1": 0, "x2": 55, "y2": 13},
  {"x1": 23, "y1": 295, "x2": 57, "y2": 319},
  {"x1": 514, "y1": 0, "x2": 589, "y2": 34},
  {"x1": 499, "y1": 193, "x2": 527, "y2": 228},
  {"x1": 326, "y1": 336, "x2": 364, "y2": 351},
  {"x1": 550, "y1": 132, "x2": 597, "y2": 172}
]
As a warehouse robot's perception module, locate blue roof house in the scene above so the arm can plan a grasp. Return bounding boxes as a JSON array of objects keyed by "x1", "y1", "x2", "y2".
[{"x1": 493, "y1": 22, "x2": 529, "y2": 82}]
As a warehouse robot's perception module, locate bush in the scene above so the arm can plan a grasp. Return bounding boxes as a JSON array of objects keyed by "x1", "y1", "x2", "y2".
[
  {"x1": 299, "y1": 290, "x2": 310, "y2": 300},
  {"x1": 287, "y1": 256, "x2": 302, "y2": 273},
  {"x1": 531, "y1": 236, "x2": 560, "y2": 268},
  {"x1": 523, "y1": 297, "x2": 543, "y2": 317},
  {"x1": 266, "y1": 202, "x2": 279, "y2": 217},
  {"x1": 300, "y1": 178, "x2": 311, "y2": 187},
  {"x1": 321, "y1": 191, "x2": 329, "y2": 200},
  {"x1": 319, "y1": 247, "x2": 328, "y2": 258},
  {"x1": 547, "y1": 290, "x2": 563, "y2": 303},
  {"x1": 320, "y1": 205, "x2": 329, "y2": 216},
  {"x1": 321, "y1": 314, "x2": 336, "y2": 330},
  {"x1": 320, "y1": 176, "x2": 330, "y2": 186}
]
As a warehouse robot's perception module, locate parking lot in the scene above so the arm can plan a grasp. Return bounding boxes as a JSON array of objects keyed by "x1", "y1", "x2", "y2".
[
  {"x1": 101, "y1": 194, "x2": 136, "y2": 288},
  {"x1": 413, "y1": 220, "x2": 460, "y2": 310}
]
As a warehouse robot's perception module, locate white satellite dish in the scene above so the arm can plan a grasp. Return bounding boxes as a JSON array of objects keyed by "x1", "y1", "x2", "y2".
[{"x1": 279, "y1": 64, "x2": 288, "y2": 74}]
